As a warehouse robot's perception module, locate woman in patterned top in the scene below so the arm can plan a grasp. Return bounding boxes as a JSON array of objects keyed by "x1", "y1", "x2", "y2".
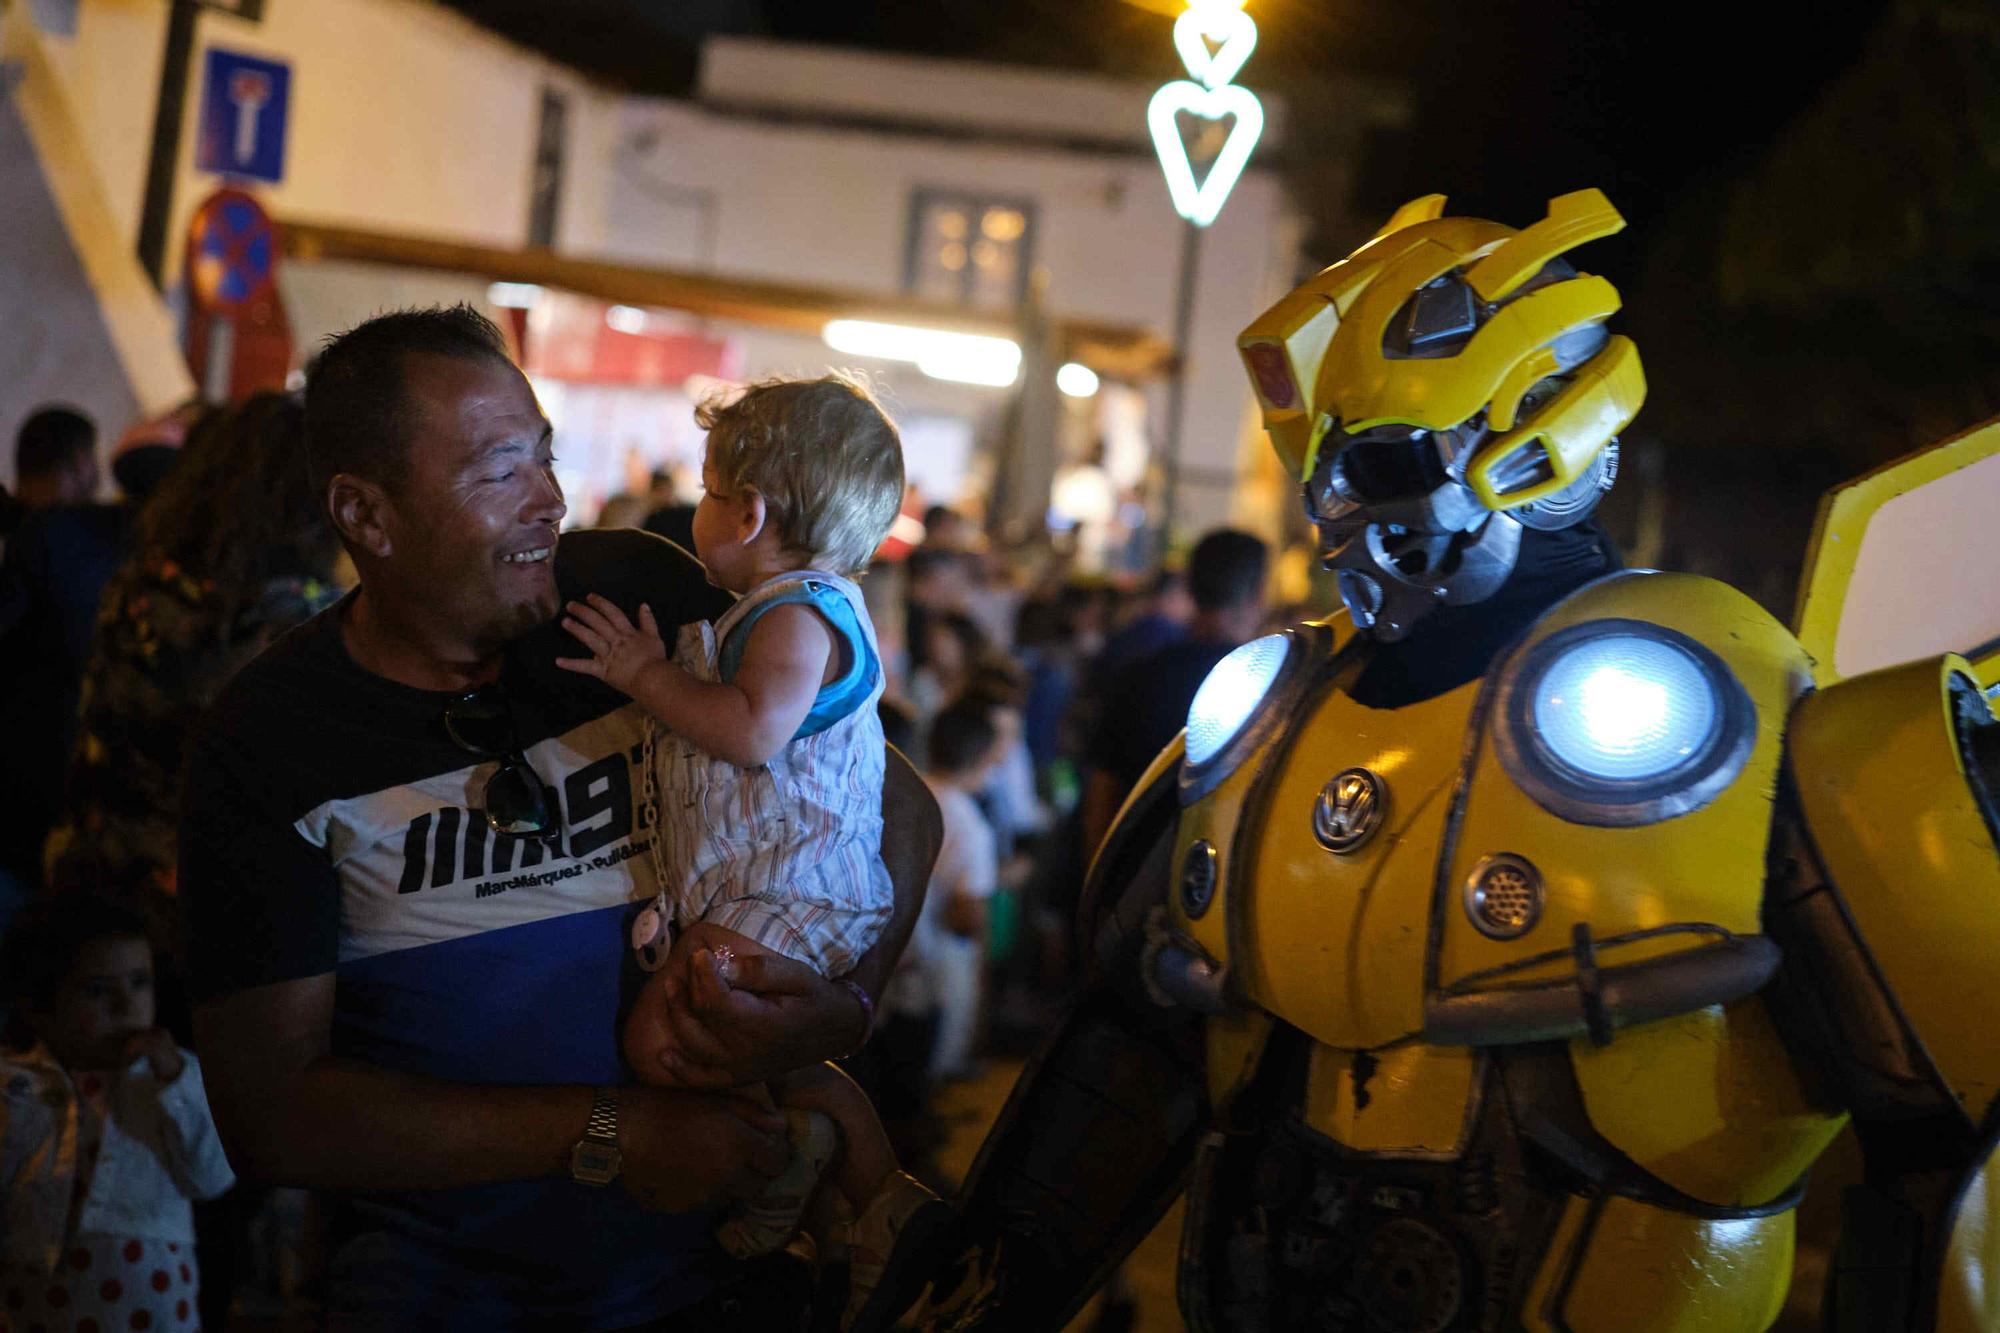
[{"x1": 46, "y1": 393, "x2": 344, "y2": 952}]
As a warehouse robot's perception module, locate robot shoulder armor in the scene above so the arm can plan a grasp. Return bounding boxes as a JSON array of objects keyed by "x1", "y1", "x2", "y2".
[{"x1": 1423, "y1": 572, "x2": 1812, "y2": 1047}]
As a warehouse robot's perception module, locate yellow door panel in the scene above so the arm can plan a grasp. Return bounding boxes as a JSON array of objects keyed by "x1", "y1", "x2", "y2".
[
  {"x1": 1795, "y1": 414, "x2": 2000, "y2": 687},
  {"x1": 1569, "y1": 1000, "x2": 1848, "y2": 1208}
]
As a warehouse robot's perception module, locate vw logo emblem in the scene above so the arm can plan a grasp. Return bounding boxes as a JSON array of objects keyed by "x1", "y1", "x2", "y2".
[{"x1": 1314, "y1": 768, "x2": 1386, "y2": 853}]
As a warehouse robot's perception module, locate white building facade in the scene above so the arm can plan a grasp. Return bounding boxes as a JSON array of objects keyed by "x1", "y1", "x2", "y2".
[{"x1": 7, "y1": 0, "x2": 1406, "y2": 541}]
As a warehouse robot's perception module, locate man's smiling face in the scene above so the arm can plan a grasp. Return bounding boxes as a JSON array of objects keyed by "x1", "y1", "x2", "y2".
[{"x1": 381, "y1": 352, "x2": 567, "y2": 658}]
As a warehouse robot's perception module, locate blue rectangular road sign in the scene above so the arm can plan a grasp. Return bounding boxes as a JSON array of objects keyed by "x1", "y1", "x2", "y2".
[{"x1": 196, "y1": 48, "x2": 289, "y2": 185}]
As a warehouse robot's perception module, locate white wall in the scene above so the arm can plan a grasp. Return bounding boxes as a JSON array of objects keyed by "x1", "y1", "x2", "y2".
[
  {"x1": 601, "y1": 77, "x2": 1298, "y2": 535},
  {"x1": 29, "y1": 6, "x2": 1310, "y2": 534},
  {"x1": 35, "y1": 0, "x2": 615, "y2": 286}
]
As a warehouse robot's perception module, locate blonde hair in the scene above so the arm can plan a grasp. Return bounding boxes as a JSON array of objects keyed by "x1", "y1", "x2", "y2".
[{"x1": 697, "y1": 372, "x2": 905, "y2": 574}]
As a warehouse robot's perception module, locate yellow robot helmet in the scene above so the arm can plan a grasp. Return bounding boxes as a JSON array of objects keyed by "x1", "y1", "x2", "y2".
[{"x1": 1237, "y1": 189, "x2": 1648, "y2": 638}]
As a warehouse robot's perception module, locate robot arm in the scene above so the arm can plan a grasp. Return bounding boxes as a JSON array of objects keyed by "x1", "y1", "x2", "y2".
[{"x1": 1764, "y1": 655, "x2": 2000, "y2": 1333}]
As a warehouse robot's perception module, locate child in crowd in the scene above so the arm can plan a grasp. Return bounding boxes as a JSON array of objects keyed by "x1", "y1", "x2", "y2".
[
  {"x1": 0, "y1": 893, "x2": 235, "y2": 1329},
  {"x1": 557, "y1": 374, "x2": 950, "y2": 1329},
  {"x1": 914, "y1": 700, "x2": 1005, "y2": 1080}
]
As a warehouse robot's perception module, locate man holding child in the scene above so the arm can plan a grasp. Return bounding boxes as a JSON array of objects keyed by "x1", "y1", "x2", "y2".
[{"x1": 178, "y1": 307, "x2": 940, "y2": 1328}]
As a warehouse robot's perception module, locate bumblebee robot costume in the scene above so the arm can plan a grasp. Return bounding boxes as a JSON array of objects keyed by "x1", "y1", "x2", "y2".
[{"x1": 905, "y1": 190, "x2": 2000, "y2": 1332}]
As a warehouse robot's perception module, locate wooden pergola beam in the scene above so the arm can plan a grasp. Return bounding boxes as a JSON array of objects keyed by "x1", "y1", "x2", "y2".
[{"x1": 279, "y1": 217, "x2": 1174, "y2": 380}]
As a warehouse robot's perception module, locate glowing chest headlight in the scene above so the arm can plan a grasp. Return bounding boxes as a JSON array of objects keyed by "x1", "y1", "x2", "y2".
[
  {"x1": 1182, "y1": 631, "x2": 1308, "y2": 803},
  {"x1": 1491, "y1": 619, "x2": 1756, "y2": 825}
]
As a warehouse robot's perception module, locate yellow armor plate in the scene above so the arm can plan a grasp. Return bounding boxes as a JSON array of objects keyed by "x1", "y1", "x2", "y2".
[
  {"x1": 1434, "y1": 573, "x2": 1811, "y2": 1009},
  {"x1": 1568, "y1": 999, "x2": 1846, "y2": 1208},
  {"x1": 1521, "y1": 1193, "x2": 1794, "y2": 1332},
  {"x1": 1224, "y1": 672, "x2": 1482, "y2": 1051},
  {"x1": 1788, "y1": 653, "x2": 2000, "y2": 1122},
  {"x1": 1942, "y1": 1145, "x2": 2000, "y2": 1333},
  {"x1": 1300, "y1": 1040, "x2": 1482, "y2": 1159}
]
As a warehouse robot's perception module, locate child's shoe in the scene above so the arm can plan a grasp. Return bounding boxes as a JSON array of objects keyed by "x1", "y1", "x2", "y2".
[
  {"x1": 716, "y1": 1109, "x2": 840, "y2": 1259},
  {"x1": 842, "y1": 1171, "x2": 958, "y2": 1332}
]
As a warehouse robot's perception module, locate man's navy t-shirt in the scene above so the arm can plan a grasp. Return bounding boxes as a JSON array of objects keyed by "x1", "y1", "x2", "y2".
[{"x1": 180, "y1": 529, "x2": 732, "y2": 1328}]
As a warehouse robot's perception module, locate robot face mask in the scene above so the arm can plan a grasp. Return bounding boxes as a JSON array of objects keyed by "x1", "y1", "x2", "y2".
[
  {"x1": 1304, "y1": 416, "x2": 1524, "y2": 641},
  {"x1": 1239, "y1": 190, "x2": 1646, "y2": 642}
]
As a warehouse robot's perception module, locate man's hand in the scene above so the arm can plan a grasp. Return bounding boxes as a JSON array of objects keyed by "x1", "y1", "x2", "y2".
[
  {"x1": 649, "y1": 923, "x2": 866, "y2": 1090},
  {"x1": 617, "y1": 1085, "x2": 789, "y2": 1211},
  {"x1": 125, "y1": 1029, "x2": 186, "y2": 1082},
  {"x1": 556, "y1": 594, "x2": 667, "y2": 695}
]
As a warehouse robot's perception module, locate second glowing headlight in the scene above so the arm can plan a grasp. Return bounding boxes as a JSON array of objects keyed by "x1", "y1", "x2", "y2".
[
  {"x1": 1182, "y1": 632, "x2": 1302, "y2": 802},
  {"x1": 1494, "y1": 619, "x2": 1755, "y2": 825}
]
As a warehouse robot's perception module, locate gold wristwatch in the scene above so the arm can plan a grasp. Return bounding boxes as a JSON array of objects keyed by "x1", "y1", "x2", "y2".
[{"x1": 569, "y1": 1087, "x2": 622, "y2": 1187}]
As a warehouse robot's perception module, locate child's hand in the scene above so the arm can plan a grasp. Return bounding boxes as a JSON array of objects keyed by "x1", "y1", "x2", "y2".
[
  {"x1": 557, "y1": 594, "x2": 666, "y2": 695},
  {"x1": 123, "y1": 1029, "x2": 185, "y2": 1082}
]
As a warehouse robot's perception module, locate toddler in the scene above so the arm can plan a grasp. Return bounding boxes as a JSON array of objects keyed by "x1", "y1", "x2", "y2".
[
  {"x1": 558, "y1": 373, "x2": 948, "y2": 1329},
  {"x1": 0, "y1": 893, "x2": 236, "y2": 1329}
]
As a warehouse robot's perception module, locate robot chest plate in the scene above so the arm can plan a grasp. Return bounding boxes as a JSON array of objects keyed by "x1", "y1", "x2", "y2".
[{"x1": 1190, "y1": 675, "x2": 1482, "y2": 1052}]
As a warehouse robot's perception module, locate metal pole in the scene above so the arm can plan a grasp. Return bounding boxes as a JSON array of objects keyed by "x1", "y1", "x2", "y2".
[
  {"x1": 137, "y1": 0, "x2": 201, "y2": 290},
  {"x1": 1158, "y1": 216, "x2": 1201, "y2": 548}
]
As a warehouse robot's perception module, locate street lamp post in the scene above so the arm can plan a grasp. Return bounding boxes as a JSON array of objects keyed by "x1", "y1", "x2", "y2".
[{"x1": 1148, "y1": 0, "x2": 1264, "y2": 544}]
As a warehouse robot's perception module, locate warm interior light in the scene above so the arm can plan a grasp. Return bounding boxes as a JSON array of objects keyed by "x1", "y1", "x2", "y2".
[
  {"x1": 606, "y1": 305, "x2": 648, "y2": 334},
  {"x1": 1057, "y1": 362, "x2": 1101, "y2": 398},
  {"x1": 488, "y1": 282, "x2": 543, "y2": 309},
  {"x1": 823, "y1": 319, "x2": 1022, "y2": 388}
]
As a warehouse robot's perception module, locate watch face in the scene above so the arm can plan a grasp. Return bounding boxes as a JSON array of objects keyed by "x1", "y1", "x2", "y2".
[{"x1": 571, "y1": 1141, "x2": 622, "y2": 1186}]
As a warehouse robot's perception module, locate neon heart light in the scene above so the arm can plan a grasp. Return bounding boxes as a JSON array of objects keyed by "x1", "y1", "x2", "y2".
[
  {"x1": 1149, "y1": 81, "x2": 1264, "y2": 228},
  {"x1": 1173, "y1": 5, "x2": 1256, "y2": 91},
  {"x1": 1150, "y1": 1, "x2": 1263, "y2": 228}
]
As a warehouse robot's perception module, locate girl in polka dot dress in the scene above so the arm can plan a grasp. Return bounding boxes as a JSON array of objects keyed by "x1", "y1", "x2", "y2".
[{"x1": 1, "y1": 895, "x2": 235, "y2": 1331}]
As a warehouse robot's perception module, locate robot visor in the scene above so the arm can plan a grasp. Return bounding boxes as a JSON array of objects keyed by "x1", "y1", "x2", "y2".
[{"x1": 1305, "y1": 422, "x2": 1471, "y2": 524}]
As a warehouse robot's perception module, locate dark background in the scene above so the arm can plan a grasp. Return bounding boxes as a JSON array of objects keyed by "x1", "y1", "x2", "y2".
[{"x1": 444, "y1": 0, "x2": 2000, "y2": 608}]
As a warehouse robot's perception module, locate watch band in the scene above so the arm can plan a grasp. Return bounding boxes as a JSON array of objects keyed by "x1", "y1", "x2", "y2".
[
  {"x1": 584, "y1": 1086, "x2": 620, "y2": 1144},
  {"x1": 569, "y1": 1087, "x2": 623, "y2": 1188}
]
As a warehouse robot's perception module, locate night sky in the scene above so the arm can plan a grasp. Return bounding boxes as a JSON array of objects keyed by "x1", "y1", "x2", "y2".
[{"x1": 446, "y1": 0, "x2": 1891, "y2": 279}]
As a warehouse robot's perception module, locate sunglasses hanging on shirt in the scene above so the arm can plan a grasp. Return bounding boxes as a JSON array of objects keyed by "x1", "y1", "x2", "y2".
[{"x1": 443, "y1": 685, "x2": 562, "y2": 842}]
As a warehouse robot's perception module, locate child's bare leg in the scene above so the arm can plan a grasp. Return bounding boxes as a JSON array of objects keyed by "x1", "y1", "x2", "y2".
[{"x1": 770, "y1": 1061, "x2": 899, "y2": 1209}]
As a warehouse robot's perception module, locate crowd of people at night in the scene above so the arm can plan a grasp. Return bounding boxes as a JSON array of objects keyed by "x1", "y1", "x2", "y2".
[{"x1": 0, "y1": 305, "x2": 1287, "y2": 1330}]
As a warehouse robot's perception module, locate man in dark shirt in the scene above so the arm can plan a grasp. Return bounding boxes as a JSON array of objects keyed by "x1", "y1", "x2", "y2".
[
  {"x1": 180, "y1": 307, "x2": 939, "y2": 1328},
  {"x1": 1081, "y1": 529, "x2": 1268, "y2": 854}
]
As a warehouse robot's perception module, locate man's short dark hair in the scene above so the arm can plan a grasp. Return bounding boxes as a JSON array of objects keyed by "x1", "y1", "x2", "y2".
[
  {"x1": 15, "y1": 405, "x2": 95, "y2": 480},
  {"x1": 1188, "y1": 528, "x2": 1269, "y2": 612},
  {"x1": 303, "y1": 304, "x2": 512, "y2": 500},
  {"x1": 928, "y1": 699, "x2": 998, "y2": 776}
]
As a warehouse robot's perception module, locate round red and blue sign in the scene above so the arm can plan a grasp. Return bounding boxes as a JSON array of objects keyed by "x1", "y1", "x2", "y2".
[{"x1": 186, "y1": 187, "x2": 276, "y2": 313}]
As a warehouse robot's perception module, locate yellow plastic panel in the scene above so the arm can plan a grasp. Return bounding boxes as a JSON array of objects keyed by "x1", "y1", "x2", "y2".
[
  {"x1": 1795, "y1": 415, "x2": 2000, "y2": 686},
  {"x1": 1487, "y1": 346, "x2": 1561, "y2": 435},
  {"x1": 1789, "y1": 655, "x2": 2000, "y2": 1121},
  {"x1": 1467, "y1": 335, "x2": 1645, "y2": 510},
  {"x1": 1465, "y1": 188, "x2": 1628, "y2": 304},
  {"x1": 1570, "y1": 1000, "x2": 1847, "y2": 1208},
  {"x1": 1437, "y1": 574, "x2": 1810, "y2": 994},
  {"x1": 1300, "y1": 1040, "x2": 1480, "y2": 1158},
  {"x1": 1321, "y1": 273, "x2": 1622, "y2": 438},
  {"x1": 1369, "y1": 192, "x2": 1448, "y2": 241},
  {"x1": 1537, "y1": 1194, "x2": 1794, "y2": 1332},
  {"x1": 1236, "y1": 674, "x2": 1481, "y2": 1050},
  {"x1": 1204, "y1": 1008, "x2": 1274, "y2": 1125},
  {"x1": 1941, "y1": 1145, "x2": 2000, "y2": 1333}
]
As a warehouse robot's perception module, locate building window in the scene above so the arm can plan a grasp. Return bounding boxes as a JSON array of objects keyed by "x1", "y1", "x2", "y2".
[{"x1": 906, "y1": 191, "x2": 1035, "y2": 310}]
